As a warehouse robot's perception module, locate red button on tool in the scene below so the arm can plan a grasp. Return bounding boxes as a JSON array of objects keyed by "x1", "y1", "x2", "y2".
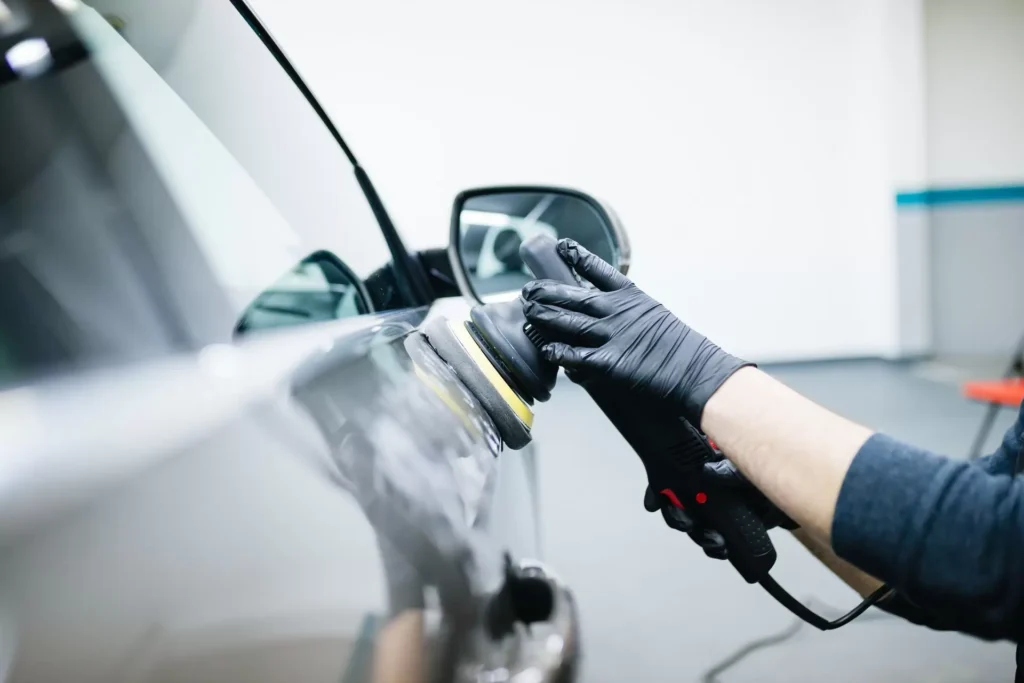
[{"x1": 695, "y1": 492, "x2": 708, "y2": 504}]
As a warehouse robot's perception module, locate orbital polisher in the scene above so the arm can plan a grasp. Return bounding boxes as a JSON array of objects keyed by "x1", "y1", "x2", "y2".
[
  {"x1": 424, "y1": 234, "x2": 891, "y2": 630},
  {"x1": 422, "y1": 236, "x2": 573, "y2": 451}
]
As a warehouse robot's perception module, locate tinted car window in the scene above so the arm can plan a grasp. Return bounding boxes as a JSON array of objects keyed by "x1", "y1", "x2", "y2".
[
  {"x1": 0, "y1": 2, "x2": 415, "y2": 386},
  {"x1": 235, "y1": 251, "x2": 372, "y2": 334}
]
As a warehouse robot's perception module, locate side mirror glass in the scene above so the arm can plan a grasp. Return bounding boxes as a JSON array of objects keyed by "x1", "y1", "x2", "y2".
[{"x1": 448, "y1": 187, "x2": 631, "y2": 303}]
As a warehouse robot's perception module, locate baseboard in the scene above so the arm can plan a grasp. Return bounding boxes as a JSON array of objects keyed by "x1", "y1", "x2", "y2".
[{"x1": 756, "y1": 353, "x2": 933, "y2": 370}]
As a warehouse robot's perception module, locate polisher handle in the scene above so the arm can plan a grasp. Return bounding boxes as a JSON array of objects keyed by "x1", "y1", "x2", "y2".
[
  {"x1": 584, "y1": 384, "x2": 777, "y2": 583},
  {"x1": 520, "y1": 234, "x2": 579, "y2": 287},
  {"x1": 518, "y1": 234, "x2": 776, "y2": 583}
]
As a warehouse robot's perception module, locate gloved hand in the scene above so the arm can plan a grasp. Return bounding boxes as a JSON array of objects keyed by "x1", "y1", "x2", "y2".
[
  {"x1": 521, "y1": 238, "x2": 753, "y2": 426},
  {"x1": 644, "y1": 453, "x2": 797, "y2": 560}
]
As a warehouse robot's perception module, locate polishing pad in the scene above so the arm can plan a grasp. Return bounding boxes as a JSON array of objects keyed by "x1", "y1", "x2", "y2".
[{"x1": 423, "y1": 316, "x2": 534, "y2": 450}]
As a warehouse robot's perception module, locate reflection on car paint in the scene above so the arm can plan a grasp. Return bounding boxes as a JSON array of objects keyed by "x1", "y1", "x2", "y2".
[
  {"x1": 403, "y1": 331, "x2": 502, "y2": 459},
  {"x1": 290, "y1": 322, "x2": 506, "y2": 624}
]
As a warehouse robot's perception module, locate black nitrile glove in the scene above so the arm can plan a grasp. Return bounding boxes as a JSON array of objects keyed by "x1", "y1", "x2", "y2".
[
  {"x1": 644, "y1": 484, "x2": 730, "y2": 560},
  {"x1": 644, "y1": 454, "x2": 797, "y2": 561},
  {"x1": 521, "y1": 238, "x2": 753, "y2": 426}
]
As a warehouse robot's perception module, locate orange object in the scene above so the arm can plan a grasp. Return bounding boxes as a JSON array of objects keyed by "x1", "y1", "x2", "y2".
[{"x1": 962, "y1": 378, "x2": 1024, "y2": 407}]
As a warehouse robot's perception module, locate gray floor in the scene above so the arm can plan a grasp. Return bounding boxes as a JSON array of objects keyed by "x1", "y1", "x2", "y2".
[{"x1": 531, "y1": 360, "x2": 1018, "y2": 682}]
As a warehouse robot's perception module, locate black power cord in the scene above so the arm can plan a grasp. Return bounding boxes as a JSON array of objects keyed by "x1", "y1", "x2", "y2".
[{"x1": 759, "y1": 575, "x2": 894, "y2": 630}]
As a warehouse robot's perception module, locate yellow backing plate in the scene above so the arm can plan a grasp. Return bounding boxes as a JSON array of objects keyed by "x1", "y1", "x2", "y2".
[{"x1": 449, "y1": 320, "x2": 534, "y2": 430}]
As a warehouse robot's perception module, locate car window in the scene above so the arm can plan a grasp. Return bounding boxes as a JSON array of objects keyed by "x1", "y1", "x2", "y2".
[
  {"x1": 75, "y1": 1, "x2": 404, "y2": 308},
  {"x1": 235, "y1": 251, "x2": 371, "y2": 335},
  {"x1": 0, "y1": 2, "x2": 416, "y2": 386}
]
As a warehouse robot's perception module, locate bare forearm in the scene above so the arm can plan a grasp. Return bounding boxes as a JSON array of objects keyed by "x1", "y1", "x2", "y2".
[
  {"x1": 701, "y1": 368, "x2": 884, "y2": 596},
  {"x1": 700, "y1": 367, "x2": 873, "y2": 543},
  {"x1": 791, "y1": 529, "x2": 884, "y2": 598}
]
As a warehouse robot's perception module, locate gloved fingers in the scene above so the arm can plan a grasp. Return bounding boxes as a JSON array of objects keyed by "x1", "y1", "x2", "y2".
[
  {"x1": 660, "y1": 505, "x2": 695, "y2": 534},
  {"x1": 556, "y1": 238, "x2": 631, "y2": 292},
  {"x1": 539, "y1": 342, "x2": 596, "y2": 371},
  {"x1": 702, "y1": 458, "x2": 748, "y2": 488},
  {"x1": 644, "y1": 485, "x2": 694, "y2": 532},
  {"x1": 696, "y1": 529, "x2": 728, "y2": 560},
  {"x1": 563, "y1": 366, "x2": 591, "y2": 386},
  {"x1": 525, "y1": 303, "x2": 609, "y2": 346},
  {"x1": 643, "y1": 485, "x2": 661, "y2": 513},
  {"x1": 643, "y1": 486, "x2": 729, "y2": 557},
  {"x1": 763, "y1": 507, "x2": 799, "y2": 531},
  {"x1": 643, "y1": 486, "x2": 697, "y2": 533},
  {"x1": 703, "y1": 458, "x2": 789, "y2": 528},
  {"x1": 521, "y1": 280, "x2": 613, "y2": 317}
]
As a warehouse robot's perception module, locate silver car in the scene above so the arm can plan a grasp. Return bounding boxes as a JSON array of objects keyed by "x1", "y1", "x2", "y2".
[{"x1": 0, "y1": 1, "x2": 631, "y2": 681}]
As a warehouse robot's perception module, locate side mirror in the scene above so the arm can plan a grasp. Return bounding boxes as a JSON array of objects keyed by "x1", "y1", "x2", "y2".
[{"x1": 448, "y1": 186, "x2": 631, "y2": 303}]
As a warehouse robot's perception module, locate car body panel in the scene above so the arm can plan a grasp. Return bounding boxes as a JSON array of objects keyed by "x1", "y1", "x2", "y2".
[
  {"x1": 0, "y1": 303, "x2": 548, "y2": 682},
  {"x1": 0, "y1": 1, "x2": 566, "y2": 680}
]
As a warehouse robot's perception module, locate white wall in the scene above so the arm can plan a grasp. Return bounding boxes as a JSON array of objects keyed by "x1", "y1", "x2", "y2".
[
  {"x1": 925, "y1": 0, "x2": 1024, "y2": 186},
  {"x1": 887, "y1": 2, "x2": 929, "y2": 191},
  {"x1": 885, "y1": 1, "x2": 932, "y2": 357},
  {"x1": 253, "y1": 0, "x2": 918, "y2": 362},
  {"x1": 918, "y1": 0, "x2": 1024, "y2": 359}
]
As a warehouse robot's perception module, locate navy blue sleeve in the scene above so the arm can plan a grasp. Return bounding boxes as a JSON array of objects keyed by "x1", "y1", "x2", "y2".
[
  {"x1": 973, "y1": 406, "x2": 1024, "y2": 476},
  {"x1": 831, "y1": 402, "x2": 1024, "y2": 641}
]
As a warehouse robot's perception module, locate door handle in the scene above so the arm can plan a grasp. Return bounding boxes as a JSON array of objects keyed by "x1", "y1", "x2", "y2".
[{"x1": 472, "y1": 555, "x2": 581, "y2": 683}]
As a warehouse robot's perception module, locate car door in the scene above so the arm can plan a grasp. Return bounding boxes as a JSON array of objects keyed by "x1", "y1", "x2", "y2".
[{"x1": 0, "y1": 1, "x2": 570, "y2": 681}]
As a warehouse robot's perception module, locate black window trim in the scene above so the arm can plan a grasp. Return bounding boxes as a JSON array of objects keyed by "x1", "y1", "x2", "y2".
[{"x1": 226, "y1": 0, "x2": 435, "y2": 308}]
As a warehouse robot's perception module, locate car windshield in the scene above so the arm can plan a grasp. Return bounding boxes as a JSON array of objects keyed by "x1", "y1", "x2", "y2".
[{"x1": 0, "y1": 0, "x2": 409, "y2": 387}]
